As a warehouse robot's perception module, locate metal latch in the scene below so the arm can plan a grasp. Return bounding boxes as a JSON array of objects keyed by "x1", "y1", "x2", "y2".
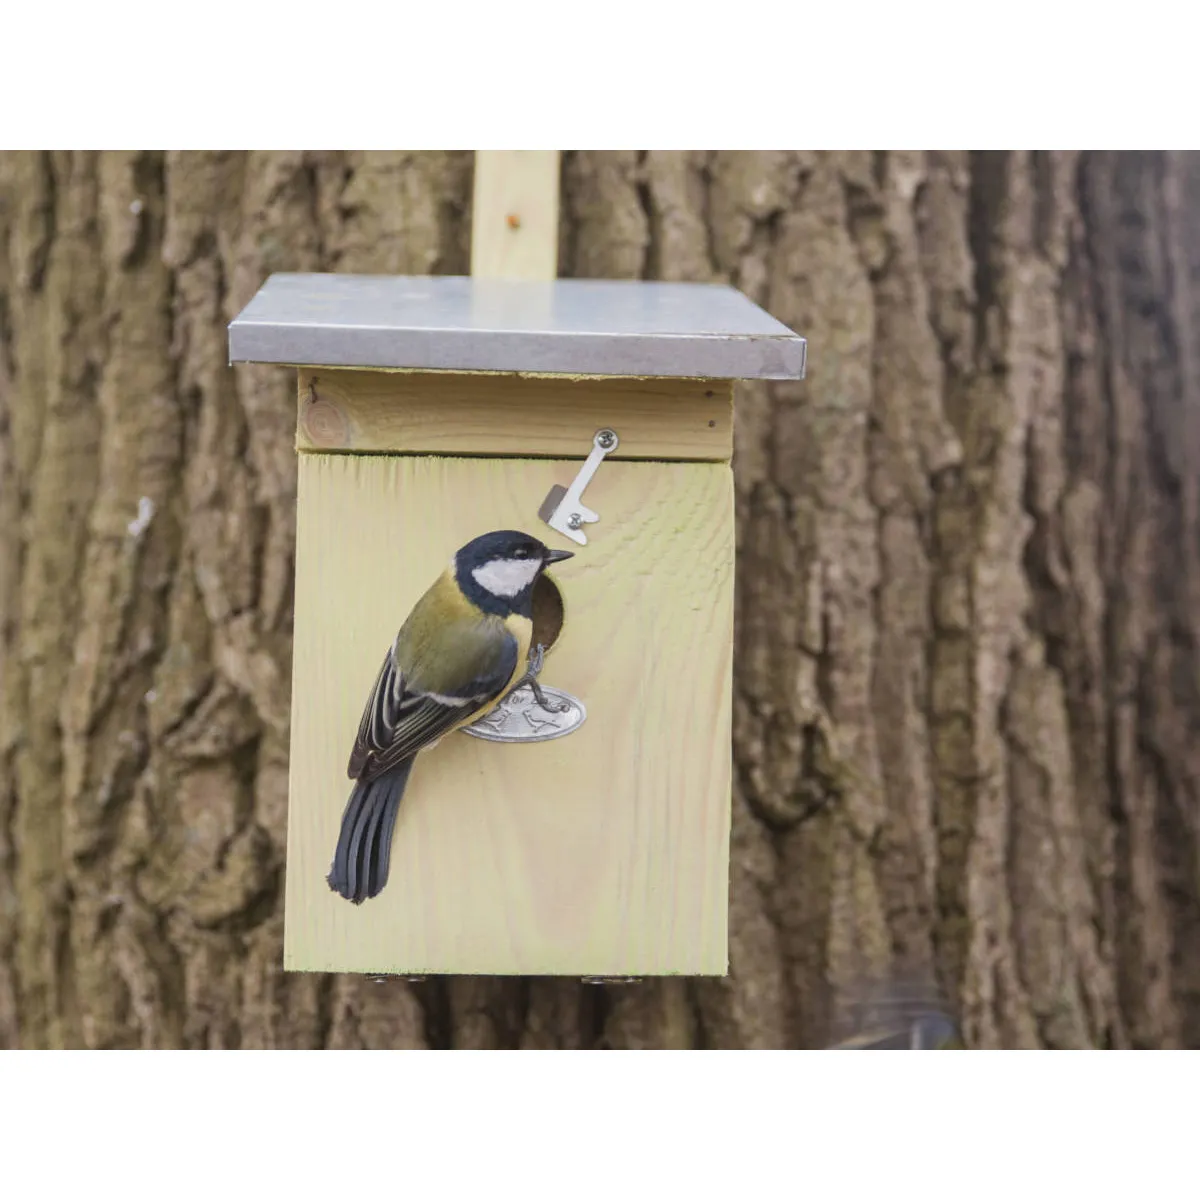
[{"x1": 538, "y1": 428, "x2": 618, "y2": 546}]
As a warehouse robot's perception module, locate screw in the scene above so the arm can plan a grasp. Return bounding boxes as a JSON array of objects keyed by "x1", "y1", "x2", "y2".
[
  {"x1": 596, "y1": 429, "x2": 616, "y2": 449},
  {"x1": 567, "y1": 513, "x2": 583, "y2": 530},
  {"x1": 506, "y1": 213, "x2": 521, "y2": 230}
]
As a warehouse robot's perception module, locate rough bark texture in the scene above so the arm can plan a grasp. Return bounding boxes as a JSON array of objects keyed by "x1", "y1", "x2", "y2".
[{"x1": 2, "y1": 150, "x2": 1198, "y2": 1048}]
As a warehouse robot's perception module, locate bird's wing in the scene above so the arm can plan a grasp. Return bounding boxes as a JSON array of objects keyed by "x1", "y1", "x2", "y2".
[{"x1": 347, "y1": 623, "x2": 519, "y2": 782}]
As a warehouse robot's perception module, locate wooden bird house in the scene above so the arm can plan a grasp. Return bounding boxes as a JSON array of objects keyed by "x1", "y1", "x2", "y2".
[{"x1": 228, "y1": 272, "x2": 806, "y2": 978}]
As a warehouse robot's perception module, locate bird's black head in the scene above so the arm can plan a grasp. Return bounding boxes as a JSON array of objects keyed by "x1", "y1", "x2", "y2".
[{"x1": 454, "y1": 530, "x2": 574, "y2": 618}]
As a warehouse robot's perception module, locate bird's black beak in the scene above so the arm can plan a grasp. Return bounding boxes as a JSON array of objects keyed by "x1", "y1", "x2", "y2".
[{"x1": 544, "y1": 549, "x2": 575, "y2": 564}]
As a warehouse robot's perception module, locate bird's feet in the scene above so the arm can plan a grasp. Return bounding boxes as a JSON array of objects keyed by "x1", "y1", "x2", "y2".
[
  {"x1": 527, "y1": 677, "x2": 569, "y2": 714},
  {"x1": 516, "y1": 643, "x2": 569, "y2": 713},
  {"x1": 527, "y1": 642, "x2": 546, "y2": 678}
]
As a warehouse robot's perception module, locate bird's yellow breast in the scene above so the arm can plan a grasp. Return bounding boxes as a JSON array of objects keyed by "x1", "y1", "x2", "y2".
[{"x1": 398, "y1": 570, "x2": 532, "y2": 734}]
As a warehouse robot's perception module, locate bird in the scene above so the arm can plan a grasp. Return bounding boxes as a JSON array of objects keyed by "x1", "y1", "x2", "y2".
[{"x1": 327, "y1": 529, "x2": 574, "y2": 904}]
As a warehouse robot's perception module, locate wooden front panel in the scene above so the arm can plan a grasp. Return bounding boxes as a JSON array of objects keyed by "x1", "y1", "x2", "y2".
[{"x1": 286, "y1": 452, "x2": 733, "y2": 976}]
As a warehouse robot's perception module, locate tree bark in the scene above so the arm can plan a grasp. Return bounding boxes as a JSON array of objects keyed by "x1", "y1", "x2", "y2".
[{"x1": 2, "y1": 150, "x2": 1197, "y2": 1048}]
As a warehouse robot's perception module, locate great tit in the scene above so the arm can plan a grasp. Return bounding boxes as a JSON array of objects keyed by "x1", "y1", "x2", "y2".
[{"x1": 327, "y1": 529, "x2": 574, "y2": 904}]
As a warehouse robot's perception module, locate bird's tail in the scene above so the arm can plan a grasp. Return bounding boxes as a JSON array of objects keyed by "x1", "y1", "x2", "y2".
[{"x1": 326, "y1": 759, "x2": 414, "y2": 904}]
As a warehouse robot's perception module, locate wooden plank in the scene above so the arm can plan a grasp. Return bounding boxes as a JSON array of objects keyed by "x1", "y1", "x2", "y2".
[
  {"x1": 471, "y1": 151, "x2": 560, "y2": 281},
  {"x1": 296, "y1": 369, "x2": 733, "y2": 461},
  {"x1": 285, "y1": 452, "x2": 734, "y2": 976}
]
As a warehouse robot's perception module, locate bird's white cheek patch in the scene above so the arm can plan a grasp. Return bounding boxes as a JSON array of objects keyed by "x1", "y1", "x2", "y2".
[{"x1": 472, "y1": 558, "x2": 541, "y2": 597}]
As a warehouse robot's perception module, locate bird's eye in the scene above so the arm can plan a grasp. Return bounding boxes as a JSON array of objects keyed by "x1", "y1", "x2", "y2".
[{"x1": 513, "y1": 547, "x2": 530, "y2": 559}]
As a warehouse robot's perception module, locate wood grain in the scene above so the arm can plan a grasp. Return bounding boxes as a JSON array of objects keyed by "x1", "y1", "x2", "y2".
[
  {"x1": 296, "y1": 369, "x2": 734, "y2": 460},
  {"x1": 471, "y1": 151, "x2": 560, "y2": 281},
  {"x1": 286, "y1": 452, "x2": 734, "y2": 975}
]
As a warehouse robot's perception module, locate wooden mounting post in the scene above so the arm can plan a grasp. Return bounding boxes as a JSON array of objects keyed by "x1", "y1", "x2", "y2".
[{"x1": 471, "y1": 151, "x2": 560, "y2": 281}]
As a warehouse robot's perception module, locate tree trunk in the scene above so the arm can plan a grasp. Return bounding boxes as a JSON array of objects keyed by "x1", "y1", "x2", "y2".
[{"x1": 2, "y1": 150, "x2": 1197, "y2": 1049}]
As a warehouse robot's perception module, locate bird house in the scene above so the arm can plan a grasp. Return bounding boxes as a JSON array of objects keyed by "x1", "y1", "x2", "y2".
[{"x1": 228, "y1": 273, "x2": 806, "y2": 978}]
